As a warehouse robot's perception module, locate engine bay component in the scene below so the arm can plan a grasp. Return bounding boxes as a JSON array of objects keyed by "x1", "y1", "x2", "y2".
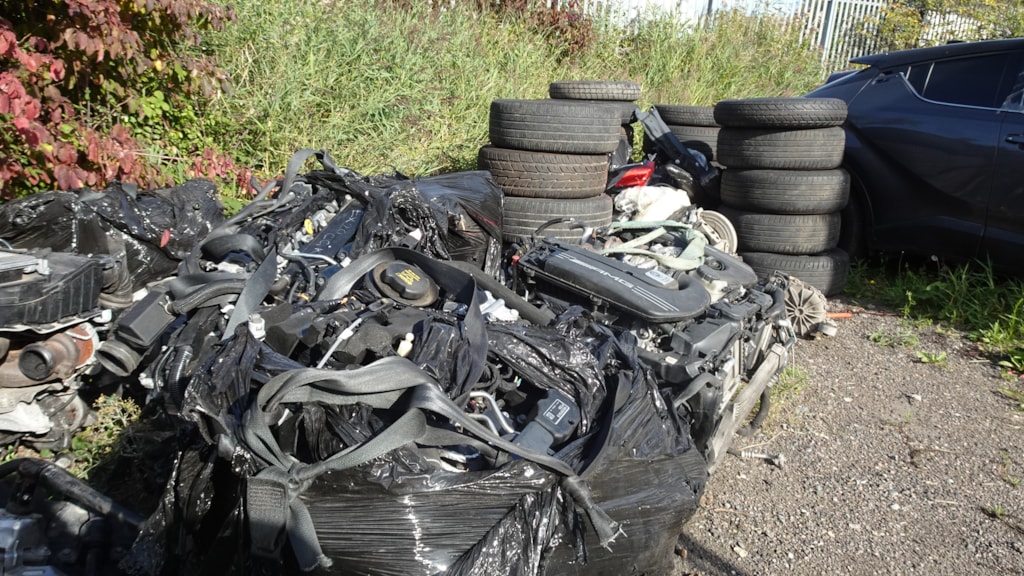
[
  {"x1": 517, "y1": 240, "x2": 711, "y2": 324},
  {"x1": 0, "y1": 250, "x2": 103, "y2": 329}
]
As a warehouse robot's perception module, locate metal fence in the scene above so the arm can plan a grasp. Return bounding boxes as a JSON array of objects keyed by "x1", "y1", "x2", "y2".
[{"x1": 565, "y1": 0, "x2": 984, "y2": 68}]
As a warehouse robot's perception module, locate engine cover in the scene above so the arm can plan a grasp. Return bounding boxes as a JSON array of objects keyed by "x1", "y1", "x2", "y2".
[{"x1": 517, "y1": 240, "x2": 710, "y2": 323}]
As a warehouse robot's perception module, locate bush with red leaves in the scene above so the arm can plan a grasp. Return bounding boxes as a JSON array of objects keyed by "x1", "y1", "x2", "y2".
[{"x1": 0, "y1": 2, "x2": 245, "y2": 198}]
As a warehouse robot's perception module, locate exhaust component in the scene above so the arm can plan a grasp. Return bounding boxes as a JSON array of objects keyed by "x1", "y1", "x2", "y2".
[{"x1": 17, "y1": 325, "x2": 97, "y2": 382}]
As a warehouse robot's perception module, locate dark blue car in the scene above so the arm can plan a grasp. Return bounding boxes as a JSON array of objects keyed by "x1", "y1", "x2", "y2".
[{"x1": 807, "y1": 38, "x2": 1024, "y2": 271}]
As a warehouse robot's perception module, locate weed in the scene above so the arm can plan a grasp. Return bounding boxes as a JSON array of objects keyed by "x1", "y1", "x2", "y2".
[
  {"x1": 983, "y1": 504, "x2": 1007, "y2": 519},
  {"x1": 996, "y1": 386, "x2": 1024, "y2": 411},
  {"x1": 201, "y1": 0, "x2": 825, "y2": 179},
  {"x1": 868, "y1": 325, "x2": 920, "y2": 348},
  {"x1": 764, "y1": 363, "x2": 811, "y2": 429},
  {"x1": 849, "y1": 259, "x2": 1024, "y2": 370},
  {"x1": 915, "y1": 350, "x2": 948, "y2": 365},
  {"x1": 998, "y1": 452, "x2": 1021, "y2": 488},
  {"x1": 66, "y1": 395, "x2": 141, "y2": 479}
]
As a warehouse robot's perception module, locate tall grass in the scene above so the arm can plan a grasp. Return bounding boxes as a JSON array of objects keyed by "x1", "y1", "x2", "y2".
[{"x1": 202, "y1": 0, "x2": 826, "y2": 177}]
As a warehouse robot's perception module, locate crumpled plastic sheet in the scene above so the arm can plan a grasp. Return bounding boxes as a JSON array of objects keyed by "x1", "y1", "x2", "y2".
[
  {"x1": 351, "y1": 171, "x2": 504, "y2": 276},
  {"x1": 302, "y1": 452, "x2": 568, "y2": 576},
  {"x1": 484, "y1": 323, "x2": 607, "y2": 436},
  {"x1": 0, "y1": 179, "x2": 224, "y2": 294}
]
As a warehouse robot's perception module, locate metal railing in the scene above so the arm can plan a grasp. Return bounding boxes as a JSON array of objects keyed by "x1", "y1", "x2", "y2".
[{"x1": 563, "y1": 0, "x2": 985, "y2": 68}]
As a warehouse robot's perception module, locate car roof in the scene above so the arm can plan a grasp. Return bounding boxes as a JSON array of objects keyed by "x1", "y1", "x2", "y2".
[{"x1": 852, "y1": 38, "x2": 1024, "y2": 68}]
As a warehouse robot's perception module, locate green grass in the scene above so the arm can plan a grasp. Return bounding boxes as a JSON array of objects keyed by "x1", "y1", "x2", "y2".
[
  {"x1": 846, "y1": 257, "x2": 1024, "y2": 375},
  {"x1": 199, "y1": 0, "x2": 826, "y2": 178}
]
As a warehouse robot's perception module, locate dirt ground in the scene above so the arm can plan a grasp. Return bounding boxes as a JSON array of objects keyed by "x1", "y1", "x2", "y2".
[{"x1": 677, "y1": 296, "x2": 1024, "y2": 576}]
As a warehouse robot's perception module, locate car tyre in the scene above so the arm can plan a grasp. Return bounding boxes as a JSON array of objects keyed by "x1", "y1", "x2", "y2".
[
  {"x1": 504, "y1": 194, "x2": 614, "y2": 244},
  {"x1": 667, "y1": 124, "x2": 719, "y2": 162},
  {"x1": 489, "y1": 99, "x2": 622, "y2": 155},
  {"x1": 720, "y1": 169, "x2": 849, "y2": 214},
  {"x1": 739, "y1": 249, "x2": 850, "y2": 296},
  {"x1": 477, "y1": 146, "x2": 608, "y2": 199},
  {"x1": 549, "y1": 80, "x2": 641, "y2": 101},
  {"x1": 714, "y1": 98, "x2": 847, "y2": 128},
  {"x1": 717, "y1": 127, "x2": 845, "y2": 170},
  {"x1": 654, "y1": 104, "x2": 718, "y2": 127},
  {"x1": 721, "y1": 208, "x2": 841, "y2": 254}
]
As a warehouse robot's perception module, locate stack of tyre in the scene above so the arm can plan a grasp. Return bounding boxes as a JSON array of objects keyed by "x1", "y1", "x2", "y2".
[
  {"x1": 713, "y1": 98, "x2": 850, "y2": 296},
  {"x1": 479, "y1": 81, "x2": 639, "y2": 244},
  {"x1": 652, "y1": 104, "x2": 720, "y2": 165}
]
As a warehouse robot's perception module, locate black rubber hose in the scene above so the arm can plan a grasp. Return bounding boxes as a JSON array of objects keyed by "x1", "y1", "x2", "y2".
[
  {"x1": 445, "y1": 260, "x2": 555, "y2": 327},
  {"x1": 737, "y1": 389, "x2": 771, "y2": 437},
  {"x1": 164, "y1": 345, "x2": 194, "y2": 414},
  {"x1": 94, "y1": 340, "x2": 142, "y2": 377},
  {"x1": 0, "y1": 458, "x2": 144, "y2": 529},
  {"x1": 170, "y1": 279, "x2": 248, "y2": 314}
]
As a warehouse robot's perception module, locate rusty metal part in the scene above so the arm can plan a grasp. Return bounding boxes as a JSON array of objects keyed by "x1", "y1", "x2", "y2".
[{"x1": 0, "y1": 325, "x2": 98, "y2": 387}]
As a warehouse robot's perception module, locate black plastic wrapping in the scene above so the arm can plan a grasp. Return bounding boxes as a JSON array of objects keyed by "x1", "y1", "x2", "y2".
[
  {"x1": 302, "y1": 452, "x2": 569, "y2": 576},
  {"x1": 485, "y1": 323, "x2": 607, "y2": 436},
  {"x1": 0, "y1": 179, "x2": 224, "y2": 293},
  {"x1": 351, "y1": 171, "x2": 504, "y2": 276}
]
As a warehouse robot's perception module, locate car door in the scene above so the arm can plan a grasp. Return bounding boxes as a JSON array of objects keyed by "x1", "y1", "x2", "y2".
[
  {"x1": 847, "y1": 51, "x2": 1015, "y2": 261},
  {"x1": 985, "y1": 53, "x2": 1024, "y2": 271}
]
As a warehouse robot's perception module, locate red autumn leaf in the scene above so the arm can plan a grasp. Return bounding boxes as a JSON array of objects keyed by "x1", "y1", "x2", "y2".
[
  {"x1": 0, "y1": 29, "x2": 16, "y2": 58},
  {"x1": 0, "y1": 93, "x2": 8, "y2": 115},
  {"x1": 55, "y1": 142, "x2": 77, "y2": 164},
  {"x1": 12, "y1": 116, "x2": 28, "y2": 130},
  {"x1": 22, "y1": 97, "x2": 41, "y2": 121},
  {"x1": 54, "y1": 164, "x2": 80, "y2": 190},
  {"x1": 49, "y1": 59, "x2": 66, "y2": 82},
  {"x1": 19, "y1": 51, "x2": 40, "y2": 73}
]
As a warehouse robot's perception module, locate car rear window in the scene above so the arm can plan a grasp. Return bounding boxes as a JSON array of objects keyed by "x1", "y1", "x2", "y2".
[{"x1": 906, "y1": 53, "x2": 1011, "y2": 108}]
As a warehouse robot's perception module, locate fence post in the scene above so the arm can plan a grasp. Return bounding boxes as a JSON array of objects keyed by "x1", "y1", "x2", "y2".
[{"x1": 820, "y1": 0, "x2": 835, "y2": 50}]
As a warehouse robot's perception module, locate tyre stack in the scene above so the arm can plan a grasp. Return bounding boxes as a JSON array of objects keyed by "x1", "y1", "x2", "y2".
[
  {"x1": 713, "y1": 98, "x2": 851, "y2": 296},
  {"x1": 652, "y1": 104, "x2": 720, "y2": 165},
  {"x1": 479, "y1": 83, "x2": 634, "y2": 244}
]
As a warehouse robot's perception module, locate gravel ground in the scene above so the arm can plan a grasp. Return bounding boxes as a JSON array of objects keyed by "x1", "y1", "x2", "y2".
[{"x1": 677, "y1": 296, "x2": 1024, "y2": 576}]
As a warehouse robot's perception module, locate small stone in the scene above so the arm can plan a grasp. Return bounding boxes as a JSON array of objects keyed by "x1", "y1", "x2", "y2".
[
  {"x1": 890, "y1": 503, "x2": 901, "y2": 510},
  {"x1": 734, "y1": 545, "x2": 749, "y2": 558}
]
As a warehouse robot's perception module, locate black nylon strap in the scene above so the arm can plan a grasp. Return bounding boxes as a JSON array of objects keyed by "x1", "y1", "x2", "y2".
[{"x1": 222, "y1": 246, "x2": 278, "y2": 341}]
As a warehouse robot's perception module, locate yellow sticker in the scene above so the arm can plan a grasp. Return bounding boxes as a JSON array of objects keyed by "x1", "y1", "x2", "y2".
[
  {"x1": 396, "y1": 269, "x2": 421, "y2": 285},
  {"x1": 304, "y1": 219, "x2": 314, "y2": 235}
]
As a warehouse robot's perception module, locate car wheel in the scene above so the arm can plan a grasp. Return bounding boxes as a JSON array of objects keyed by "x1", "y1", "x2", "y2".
[
  {"x1": 722, "y1": 208, "x2": 841, "y2": 254},
  {"x1": 477, "y1": 145, "x2": 608, "y2": 199},
  {"x1": 667, "y1": 125, "x2": 719, "y2": 162},
  {"x1": 489, "y1": 99, "x2": 622, "y2": 155},
  {"x1": 720, "y1": 169, "x2": 849, "y2": 214},
  {"x1": 654, "y1": 104, "x2": 718, "y2": 127},
  {"x1": 713, "y1": 97, "x2": 847, "y2": 128},
  {"x1": 549, "y1": 80, "x2": 641, "y2": 101},
  {"x1": 717, "y1": 127, "x2": 845, "y2": 170},
  {"x1": 739, "y1": 249, "x2": 850, "y2": 296},
  {"x1": 698, "y1": 209, "x2": 738, "y2": 253},
  {"x1": 504, "y1": 194, "x2": 614, "y2": 244}
]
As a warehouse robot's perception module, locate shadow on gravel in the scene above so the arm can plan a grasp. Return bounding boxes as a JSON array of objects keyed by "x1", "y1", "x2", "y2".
[{"x1": 676, "y1": 533, "x2": 750, "y2": 575}]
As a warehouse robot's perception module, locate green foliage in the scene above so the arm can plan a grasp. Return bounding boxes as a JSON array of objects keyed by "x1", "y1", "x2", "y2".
[
  {"x1": 203, "y1": 0, "x2": 825, "y2": 178},
  {"x1": 869, "y1": 325, "x2": 920, "y2": 348},
  {"x1": 865, "y1": 0, "x2": 1024, "y2": 51},
  {"x1": 66, "y1": 395, "x2": 140, "y2": 479},
  {"x1": 915, "y1": 350, "x2": 947, "y2": 365},
  {"x1": 847, "y1": 258, "x2": 1024, "y2": 374},
  {"x1": 626, "y1": 7, "x2": 826, "y2": 106},
  {"x1": 0, "y1": 0, "x2": 244, "y2": 197}
]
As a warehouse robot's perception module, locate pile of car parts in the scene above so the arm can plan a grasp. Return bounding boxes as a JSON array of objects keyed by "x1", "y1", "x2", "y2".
[{"x1": 0, "y1": 96, "x2": 804, "y2": 575}]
